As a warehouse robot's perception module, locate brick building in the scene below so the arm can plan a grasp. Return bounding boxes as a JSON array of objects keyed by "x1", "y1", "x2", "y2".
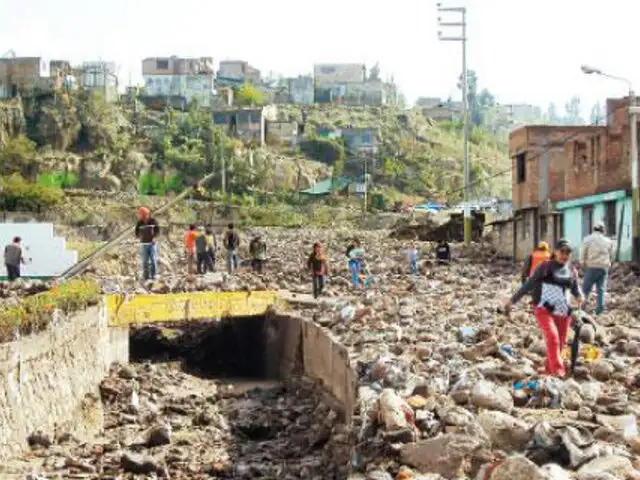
[{"x1": 497, "y1": 96, "x2": 637, "y2": 262}]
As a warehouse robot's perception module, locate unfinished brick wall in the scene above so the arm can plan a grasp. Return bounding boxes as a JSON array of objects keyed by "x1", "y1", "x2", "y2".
[{"x1": 510, "y1": 125, "x2": 610, "y2": 210}]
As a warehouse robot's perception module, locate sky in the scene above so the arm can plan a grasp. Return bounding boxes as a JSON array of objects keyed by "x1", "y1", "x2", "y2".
[{"x1": 1, "y1": 0, "x2": 638, "y2": 117}]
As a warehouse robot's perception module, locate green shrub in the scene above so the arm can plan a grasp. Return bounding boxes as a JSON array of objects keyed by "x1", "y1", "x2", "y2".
[
  {"x1": 37, "y1": 171, "x2": 80, "y2": 189},
  {"x1": 138, "y1": 172, "x2": 183, "y2": 195},
  {"x1": 0, "y1": 174, "x2": 64, "y2": 211},
  {"x1": 0, "y1": 279, "x2": 101, "y2": 343},
  {"x1": 299, "y1": 137, "x2": 346, "y2": 165}
]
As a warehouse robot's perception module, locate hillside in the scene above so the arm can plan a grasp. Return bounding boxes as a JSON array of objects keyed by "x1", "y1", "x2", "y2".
[
  {"x1": 0, "y1": 93, "x2": 509, "y2": 208},
  {"x1": 277, "y1": 104, "x2": 510, "y2": 202}
]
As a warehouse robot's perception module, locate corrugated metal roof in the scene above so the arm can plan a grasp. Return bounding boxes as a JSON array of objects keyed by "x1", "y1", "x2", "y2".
[{"x1": 300, "y1": 176, "x2": 350, "y2": 195}]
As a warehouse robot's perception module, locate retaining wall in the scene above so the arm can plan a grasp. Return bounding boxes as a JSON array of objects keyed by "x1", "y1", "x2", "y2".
[
  {"x1": 265, "y1": 313, "x2": 357, "y2": 422},
  {"x1": 0, "y1": 306, "x2": 129, "y2": 461}
]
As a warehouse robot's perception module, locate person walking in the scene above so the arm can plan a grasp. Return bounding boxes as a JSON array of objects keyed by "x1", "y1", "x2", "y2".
[
  {"x1": 504, "y1": 239, "x2": 583, "y2": 378},
  {"x1": 522, "y1": 241, "x2": 551, "y2": 284},
  {"x1": 184, "y1": 224, "x2": 198, "y2": 275},
  {"x1": 346, "y1": 239, "x2": 364, "y2": 287},
  {"x1": 195, "y1": 226, "x2": 209, "y2": 275},
  {"x1": 308, "y1": 242, "x2": 328, "y2": 298},
  {"x1": 435, "y1": 239, "x2": 451, "y2": 265},
  {"x1": 135, "y1": 207, "x2": 160, "y2": 280},
  {"x1": 224, "y1": 223, "x2": 240, "y2": 274},
  {"x1": 407, "y1": 242, "x2": 419, "y2": 276},
  {"x1": 580, "y1": 222, "x2": 615, "y2": 315},
  {"x1": 204, "y1": 227, "x2": 217, "y2": 272},
  {"x1": 4, "y1": 236, "x2": 26, "y2": 281},
  {"x1": 249, "y1": 234, "x2": 267, "y2": 274}
]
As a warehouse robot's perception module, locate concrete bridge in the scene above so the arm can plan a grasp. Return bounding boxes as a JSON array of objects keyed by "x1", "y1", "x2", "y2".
[{"x1": 0, "y1": 290, "x2": 356, "y2": 462}]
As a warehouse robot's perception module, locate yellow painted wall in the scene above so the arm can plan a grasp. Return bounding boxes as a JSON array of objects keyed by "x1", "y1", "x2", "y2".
[{"x1": 105, "y1": 291, "x2": 282, "y2": 327}]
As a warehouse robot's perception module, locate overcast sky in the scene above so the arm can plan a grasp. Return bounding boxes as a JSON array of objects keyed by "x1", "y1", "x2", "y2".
[{"x1": 1, "y1": 0, "x2": 637, "y2": 115}]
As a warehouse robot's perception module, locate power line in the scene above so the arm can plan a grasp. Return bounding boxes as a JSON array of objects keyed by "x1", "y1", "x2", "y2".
[{"x1": 443, "y1": 100, "x2": 630, "y2": 199}]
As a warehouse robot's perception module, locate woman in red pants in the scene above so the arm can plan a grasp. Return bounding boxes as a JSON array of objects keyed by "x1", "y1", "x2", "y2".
[{"x1": 504, "y1": 239, "x2": 584, "y2": 377}]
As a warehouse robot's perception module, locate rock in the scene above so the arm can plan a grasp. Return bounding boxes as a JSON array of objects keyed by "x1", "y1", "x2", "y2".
[
  {"x1": 378, "y1": 389, "x2": 415, "y2": 431},
  {"x1": 540, "y1": 464, "x2": 571, "y2": 480},
  {"x1": 365, "y1": 471, "x2": 394, "y2": 480},
  {"x1": 146, "y1": 424, "x2": 172, "y2": 447},
  {"x1": 627, "y1": 435, "x2": 640, "y2": 454},
  {"x1": 626, "y1": 341, "x2": 640, "y2": 357},
  {"x1": 488, "y1": 456, "x2": 548, "y2": 480},
  {"x1": 470, "y1": 380, "x2": 514, "y2": 413},
  {"x1": 442, "y1": 406, "x2": 476, "y2": 427},
  {"x1": 578, "y1": 406, "x2": 594, "y2": 422},
  {"x1": 577, "y1": 455, "x2": 635, "y2": 478},
  {"x1": 477, "y1": 410, "x2": 532, "y2": 451},
  {"x1": 121, "y1": 452, "x2": 159, "y2": 474},
  {"x1": 462, "y1": 336, "x2": 499, "y2": 361},
  {"x1": 596, "y1": 414, "x2": 638, "y2": 440},
  {"x1": 118, "y1": 365, "x2": 136, "y2": 379},
  {"x1": 399, "y1": 434, "x2": 483, "y2": 478},
  {"x1": 592, "y1": 360, "x2": 615, "y2": 382},
  {"x1": 27, "y1": 430, "x2": 52, "y2": 449}
]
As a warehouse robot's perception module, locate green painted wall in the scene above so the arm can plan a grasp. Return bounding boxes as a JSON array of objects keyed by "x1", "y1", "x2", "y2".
[
  {"x1": 560, "y1": 195, "x2": 632, "y2": 262},
  {"x1": 562, "y1": 208, "x2": 583, "y2": 252}
]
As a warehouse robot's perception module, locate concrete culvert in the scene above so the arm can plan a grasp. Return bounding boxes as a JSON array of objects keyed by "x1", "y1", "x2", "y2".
[{"x1": 130, "y1": 316, "x2": 274, "y2": 379}]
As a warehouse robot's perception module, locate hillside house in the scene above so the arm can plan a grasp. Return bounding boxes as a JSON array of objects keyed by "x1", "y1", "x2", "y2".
[
  {"x1": 0, "y1": 56, "x2": 55, "y2": 99},
  {"x1": 142, "y1": 56, "x2": 215, "y2": 108},
  {"x1": 78, "y1": 61, "x2": 118, "y2": 102},
  {"x1": 342, "y1": 127, "x2": 377, "y2": 153},
  {"x1": 213, "y1": 105, "x2": 277, "y2": 147},
  {"x1": 218, "y1": 60, "x2": 261, "y2": 84}
]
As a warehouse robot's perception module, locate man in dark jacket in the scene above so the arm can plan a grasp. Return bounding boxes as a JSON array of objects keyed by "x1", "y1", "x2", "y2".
[
  {"x1": 135, "y1": 207, "x2": 160, "y2": 280},
  {"x1": 4, "y1": 236, "x2": 25, "y2": 281},
  {"x1": 435, "y1": 239, "x2": 451, "y2": 265},
  {"x1": 224, "y1": 223, "x2": 240, "y2": 273},
  {"x1": 249, "y1": 234, "x2": 267, "y2": 274}
]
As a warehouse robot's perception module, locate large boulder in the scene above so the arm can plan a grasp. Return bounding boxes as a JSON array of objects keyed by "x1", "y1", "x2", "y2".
[
  {"x1": 470, "y1": 380, "x2": 514, "y2": 413},
  {"x1": 477, "y1": 410, "x2": 532, "y2": 451},
  {"x1": 400, "y1": 434, "x2": 484, "y2": 478}
]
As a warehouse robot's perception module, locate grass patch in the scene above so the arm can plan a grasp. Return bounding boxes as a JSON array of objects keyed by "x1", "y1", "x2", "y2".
[{"x1": 0, "y1": 279, "x2": 101, "y2": 343}]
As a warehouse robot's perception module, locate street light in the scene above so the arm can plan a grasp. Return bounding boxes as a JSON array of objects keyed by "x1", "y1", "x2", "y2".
[
  {"x1": 438, "y1": 3, "x2": 471, "y2": 244},
  {"x1": 581, "y1": 65, "x2": 639, "y2": 262}
]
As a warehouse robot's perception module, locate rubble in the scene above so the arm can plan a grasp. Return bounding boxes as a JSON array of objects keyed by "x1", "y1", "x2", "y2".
[{"x1": 5, "y1": 227, "x2": 640, "y2": 479}]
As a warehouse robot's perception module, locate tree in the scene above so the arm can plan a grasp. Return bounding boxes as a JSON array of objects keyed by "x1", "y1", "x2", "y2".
[
  {"x1": 369, "y1": 62, "x2": 381, "y2": 81},
  {"x1": 564, "y1": 96, "x2": 584, "y2": 125},
  {"x1": 235, "y1": 83, "x2": 266, "y2": 107},
  {"x1": 457, "y1": 70, "x2": 496, "y2": 127},
  {"x1": 546, "y1": 103, "x2": 561, "y2": 124},
  {"x1": 590, "y1": 101, "x2": 605, "y2": 125},
  {"x1": 0, "y1": 136, "x2": 38, "y2": 179}
]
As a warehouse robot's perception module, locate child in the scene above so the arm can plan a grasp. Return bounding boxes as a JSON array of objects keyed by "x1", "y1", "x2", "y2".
[
  {"x1": 308, "y1": 242, "x2": 328, "y2": 298},
  {"x1": 407, "y1": 243, "x2": 418, "y2": 276}
]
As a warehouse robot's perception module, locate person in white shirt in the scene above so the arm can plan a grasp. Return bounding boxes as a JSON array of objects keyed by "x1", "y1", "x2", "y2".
[{"x1": 580, "y1": 222, "x2": 615, "y2": 315}]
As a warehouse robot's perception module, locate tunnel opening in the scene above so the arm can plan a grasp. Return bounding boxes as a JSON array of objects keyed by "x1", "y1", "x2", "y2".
[{"x1": 129, "y1": 315, "x2": 275, "y2": 379}]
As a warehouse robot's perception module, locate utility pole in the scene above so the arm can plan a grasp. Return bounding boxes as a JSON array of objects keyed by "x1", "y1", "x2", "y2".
[
  {"x1": 438, "y1": 3, "x2": 471, "y2": 244},
  {"x1": 220, "y1": 135, "x2": 226, "y2": 197},
  {"x1": 363, "y1": 151, "x2": 368, "y2": 215}
]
